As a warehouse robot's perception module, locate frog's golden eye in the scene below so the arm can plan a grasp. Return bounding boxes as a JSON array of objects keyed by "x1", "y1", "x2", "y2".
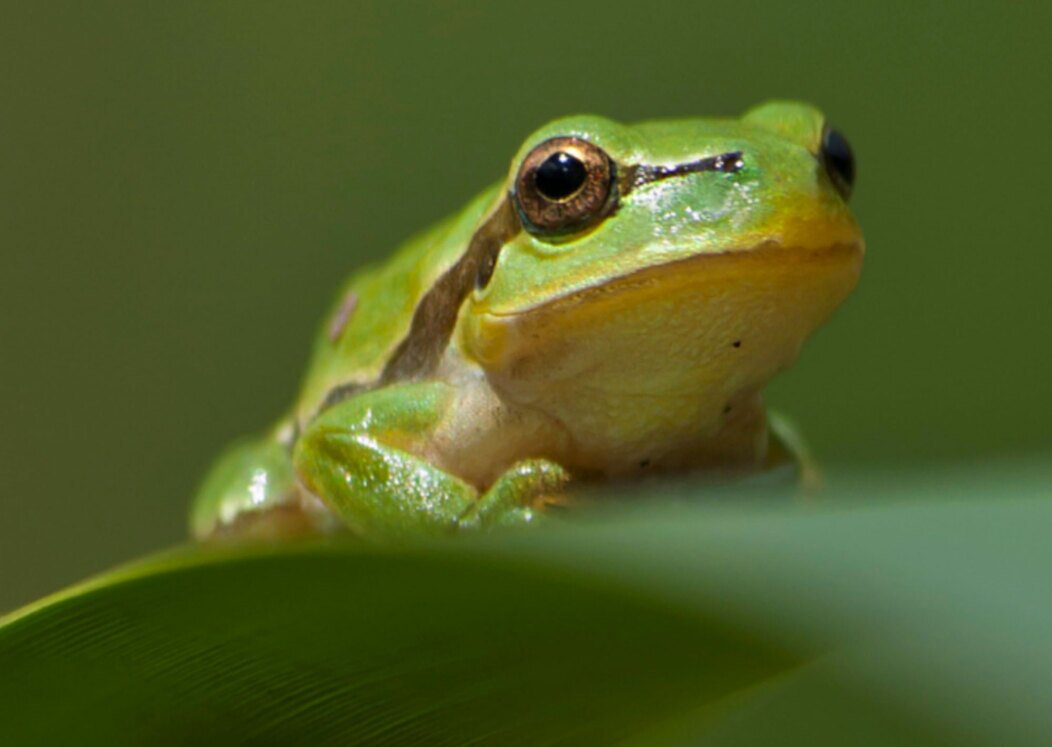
[
  {"x1": 821, "y1": 126, "x2": 855, "y2": 200},
  {"x1": 513, "y1": 137, "x2": 616, "y2": 237}
]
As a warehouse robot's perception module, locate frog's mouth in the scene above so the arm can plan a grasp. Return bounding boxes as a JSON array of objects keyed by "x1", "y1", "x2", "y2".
[{"x1": 519, "y1": 238, "x2": 861, "y2": 316}]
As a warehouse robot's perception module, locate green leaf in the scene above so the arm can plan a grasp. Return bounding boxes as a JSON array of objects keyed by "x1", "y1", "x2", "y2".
[{"x1": 3, "y1": 461, "x2": 1052, "y2": 745}]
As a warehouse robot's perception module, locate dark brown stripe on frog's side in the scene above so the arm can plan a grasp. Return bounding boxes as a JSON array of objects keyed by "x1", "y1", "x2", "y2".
[{"x1": 380, "y1": 196, "x2": 522, "y2": 384}]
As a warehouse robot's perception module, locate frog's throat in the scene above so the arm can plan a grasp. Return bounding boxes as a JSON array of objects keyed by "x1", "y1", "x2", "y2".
[{"x1": 463, "y1": 237, "x2": 864, "y2": 386}]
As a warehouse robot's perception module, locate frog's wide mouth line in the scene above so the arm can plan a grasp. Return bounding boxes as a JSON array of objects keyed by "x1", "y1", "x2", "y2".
[{"x1": 483, "y1": 239, "x2": 864, "y2": 319}]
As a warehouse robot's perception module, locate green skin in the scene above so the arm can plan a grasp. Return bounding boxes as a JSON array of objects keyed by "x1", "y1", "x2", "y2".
[{"x1": 192, "y1": 101, "x2": 864, "y2": 540}]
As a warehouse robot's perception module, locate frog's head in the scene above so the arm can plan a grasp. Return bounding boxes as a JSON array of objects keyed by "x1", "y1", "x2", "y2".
[{"x1": 460, "y1": 102, "x2": 863, "y2": 448}]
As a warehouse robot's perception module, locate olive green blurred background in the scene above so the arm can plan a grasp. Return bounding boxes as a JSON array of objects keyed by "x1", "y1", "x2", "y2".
[{"x1": 2, "y1": 2, "x2": 1049, "y2": 612}]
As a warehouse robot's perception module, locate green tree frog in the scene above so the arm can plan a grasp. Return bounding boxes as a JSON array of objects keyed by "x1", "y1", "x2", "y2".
[{"x1": 191, "y1": 101, "x2": 863, "y2": 540}]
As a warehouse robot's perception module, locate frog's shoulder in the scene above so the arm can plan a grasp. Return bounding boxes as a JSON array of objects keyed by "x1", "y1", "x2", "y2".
[{"x1": 295, "y1": 184, "x2": 502, "y2": 418}]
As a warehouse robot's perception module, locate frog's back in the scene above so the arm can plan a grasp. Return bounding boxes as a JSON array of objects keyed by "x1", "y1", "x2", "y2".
[{"x1": 294, "y1": 184, "x2": 501, "y2": 420}]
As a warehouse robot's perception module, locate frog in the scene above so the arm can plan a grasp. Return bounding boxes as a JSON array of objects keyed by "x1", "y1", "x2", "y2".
[{"x1": 190, "y1": 100, "x2": 863, "y2": 540}]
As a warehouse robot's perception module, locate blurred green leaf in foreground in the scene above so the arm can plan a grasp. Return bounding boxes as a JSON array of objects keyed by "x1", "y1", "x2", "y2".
[{"x1": 2, "y1": 460, "x2": 1051, "y2": 745}]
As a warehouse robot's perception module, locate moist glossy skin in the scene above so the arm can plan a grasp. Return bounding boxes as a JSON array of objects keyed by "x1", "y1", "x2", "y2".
[{"x1": 191, "y1": 101, "x2": 864, "y2": 539}]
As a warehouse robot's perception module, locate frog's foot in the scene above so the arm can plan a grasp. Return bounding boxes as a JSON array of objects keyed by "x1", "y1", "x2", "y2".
[
  {"x1": 192, "y1": 436, "x2": 293, "y2": 540},
  {"x1": 207, "y1": 498, "x2": 334, "y2": 542},
  {"x1": 456, "y1": 459, "x2": 570, "y2": 531},
  {"x1": 766, "y1": 410, "x2": 823, "y2": 492}
]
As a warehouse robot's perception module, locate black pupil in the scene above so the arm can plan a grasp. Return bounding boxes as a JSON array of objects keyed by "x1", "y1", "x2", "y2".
[
  {"x1": 534, "y1": 152, "x2": 587, "y2": 200},
  {"x1": 822, "y1": 128, "x2": 855, "y2": 194}
]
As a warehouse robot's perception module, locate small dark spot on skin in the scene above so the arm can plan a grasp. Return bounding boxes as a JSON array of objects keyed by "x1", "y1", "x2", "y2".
[
  {"x1": 732, "y1": 340, "x2": 741, "y2": 348},
  {"x1": 328, "y1": 290, "x2": 359, "y2": 343},
  {"x1": 723, "y1": 404, "x2": 733, "y2": 415},
  {"x1": 639, "y1": 459, "x2": 651, "y2": 469}
]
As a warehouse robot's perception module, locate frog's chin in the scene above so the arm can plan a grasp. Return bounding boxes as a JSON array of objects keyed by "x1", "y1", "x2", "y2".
[{"x1": 461, "y1": 239, "x2": 862, "y2": 455}]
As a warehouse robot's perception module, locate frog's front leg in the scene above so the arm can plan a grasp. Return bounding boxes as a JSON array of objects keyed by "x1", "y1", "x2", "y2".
[{"x1": 293, "y1": 382, "x2": 568, "y2": 536}]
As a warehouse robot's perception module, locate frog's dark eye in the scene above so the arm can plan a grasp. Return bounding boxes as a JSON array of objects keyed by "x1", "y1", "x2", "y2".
[
  {"x1": 821, "y1": 126, "x2": 855, "y2": 200},
  {"x1": 513, "y1": 137, "x2": 616, "y2": 236}
]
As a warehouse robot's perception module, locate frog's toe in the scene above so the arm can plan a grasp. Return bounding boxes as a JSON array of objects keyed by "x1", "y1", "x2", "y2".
[{"x1": 456, "y1": 459, "x2": 570, "y2": 531}]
